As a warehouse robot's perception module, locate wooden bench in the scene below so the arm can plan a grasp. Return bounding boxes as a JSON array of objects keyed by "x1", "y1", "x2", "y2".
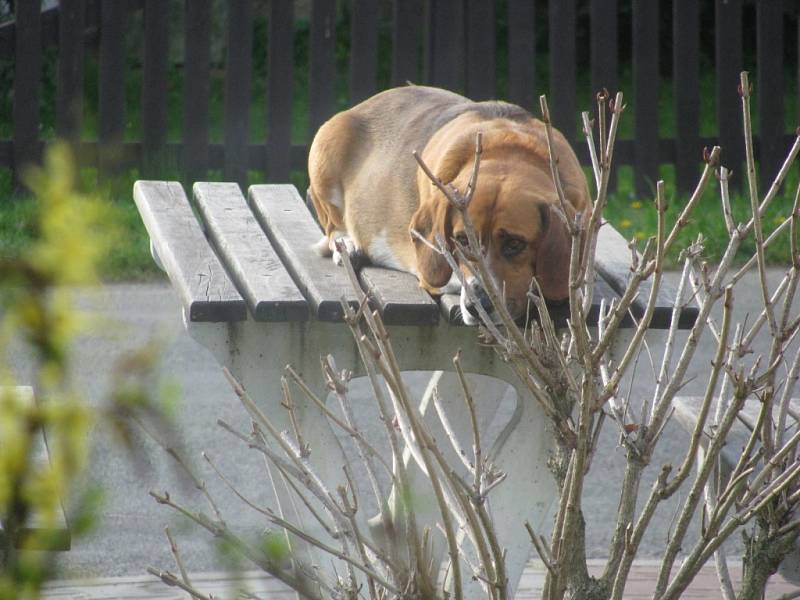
[
  {"x1": 0, "y1": 387, "x2": 70, "y2": 552},
  {"x1": 674, "y1": 397, "x2": 800, "y2": 584},
  {"x1": 134, "y1": 180, "x2": 696, "y2": 598}
]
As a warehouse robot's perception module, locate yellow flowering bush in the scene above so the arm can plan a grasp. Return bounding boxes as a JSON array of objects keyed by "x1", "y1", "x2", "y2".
[{"x1": 0, "y1": 144, "x2": 111, "y2": 598}]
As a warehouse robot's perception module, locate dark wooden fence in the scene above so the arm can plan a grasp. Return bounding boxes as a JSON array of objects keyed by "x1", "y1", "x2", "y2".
[{"x1": 1, "y1": 0, "x2": 798, "y2": 195}]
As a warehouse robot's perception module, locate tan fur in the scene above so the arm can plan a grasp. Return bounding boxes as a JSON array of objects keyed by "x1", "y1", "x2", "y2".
[{"x1": 307, "y1": 86, "x2": 589, "y2": 316}]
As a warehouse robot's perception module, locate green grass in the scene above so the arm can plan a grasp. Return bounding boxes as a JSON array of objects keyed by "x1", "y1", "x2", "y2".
[
  {"x1": 0, "y1": 167, "x2": 162, "y2": 282},
  {"x1": 601, "y1": 164, "x2": 796, "y2": 267},
  {"x1": 1, "y1": 157, "x2": 794, "y2": 284}
]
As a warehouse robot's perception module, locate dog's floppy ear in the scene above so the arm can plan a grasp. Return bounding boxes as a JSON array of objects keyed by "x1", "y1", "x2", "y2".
[
  {"x1": 410, "y1": 193, "x2": 453, "y2": 290},
  {"x1": 535, "y1": 204, "x2": 573, "y2": 301}
]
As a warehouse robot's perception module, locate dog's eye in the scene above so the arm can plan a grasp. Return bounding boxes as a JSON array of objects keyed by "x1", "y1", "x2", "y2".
[
  {"x1": 501, "y1": 237, "x2": 526, "y2": 258},
  {"x1": 453, "y1": 232, "x2": 469, "y2": 247}
]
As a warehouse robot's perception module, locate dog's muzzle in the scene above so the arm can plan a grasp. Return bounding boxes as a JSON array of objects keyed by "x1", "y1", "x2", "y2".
[{"x1": 462, "y1": 280, "x2": 494, "y2": 320}]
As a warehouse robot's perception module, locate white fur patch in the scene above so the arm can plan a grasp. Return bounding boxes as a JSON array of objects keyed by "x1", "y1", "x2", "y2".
[
  {"x1": 327, "y1": 187, "x2": 344, "y2": 210},
  {"x1": 312, "y1": 236, "x2": 331, "y2": 257},
  {"x1": 460, "y1": 279, "x2": 479, "y2": 326},
  {"x1": 367, "y1": 232, "x2": 404, "y2": 271},
  {"x1": 439, "y1": 272, "x2": 462, "y2": 295}
]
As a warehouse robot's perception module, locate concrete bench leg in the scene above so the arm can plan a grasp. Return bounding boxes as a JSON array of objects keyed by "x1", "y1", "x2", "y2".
[
  {"x1": 374, "y1": 371, "x2": 532, "y2": 597},
  {"x1": 486, "y1": 384, "x2": 556, "y2": 599},
  {"x1": 186, "y1": 320, "x2": 355, "y2": 585}
]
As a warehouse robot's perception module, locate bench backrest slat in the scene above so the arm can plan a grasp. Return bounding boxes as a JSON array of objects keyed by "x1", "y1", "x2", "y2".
[
  {"x1": 248, "y1": 184, "x2": 359, "y2": 321},
  {"x1": 595, "y1": 224, "x2": 698, "y2": 329},
  {"x1": 193, "y1": 182, "x2": 309, "y2": 322},
  {"x1": 133, "y1": 181, "x2": 246, "y2": 322},
  {"x1": 359, "y1": 267, "x2": 439, "y2": 325}
]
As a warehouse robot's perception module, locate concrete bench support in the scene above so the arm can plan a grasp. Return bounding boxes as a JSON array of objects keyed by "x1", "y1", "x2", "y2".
[{"x1": 134, "y1": 179, "x2": 694, "y2": 597}]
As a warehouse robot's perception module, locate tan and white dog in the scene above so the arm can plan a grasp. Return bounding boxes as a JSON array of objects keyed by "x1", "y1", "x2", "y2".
[{"x1": 307, "y1": 85, "x2": 589, "y2": 324}]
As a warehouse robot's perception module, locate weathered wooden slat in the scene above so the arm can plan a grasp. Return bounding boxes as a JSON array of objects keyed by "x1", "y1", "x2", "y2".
[
  {"x1": 672, "y1": 0, "x2": 700, "y2": 193},
  {"x1": 590, "y1": 0, "x2": 619, "y2": 96},
  {"x1": 0, "y1": 387, "x2": 70, "y2": 552},
  {"x1": 426, "y1": 0, "x2": 464, "y2": 90},
  {"x1": 548, "y1": 0, "x2": 576, "y2": 142},
  {"x1": 267, "y1": 0, "x2": 294, "y2": 181},
  {"x1": 391, "y1": 0, "x2": 422, "y2": 86},
  {"x1": 507, "y1": 0, "x2": 535, "y2": 111},
  {"x1": 98, "y1": 0, "x2": 127, "y2": 176},
  {"x1": 142, "y1": 0, "x2": 169, "y2": 173},
  {"x1": 594, "y1": 224, "x2": 698, "y2": 329},
  {"x1": 349, "y1": 0, "x2": 379, "y2": 104},
  {"x1": 633, "y1": 0, "x2": 659, "y2": 196},
  {"x1": 56, "y1": 0, "x2": 85, "y2": 143},
  {"x1": 193, "y1": 183, "x2": 308, "y2": 322},
  {"x1": 133, "y1": 181, "x2": 246, "y2": 322},
  {"x1": 757, "y1": 1, "x2": 785, "y2": 184},
  {"x1": 309, "y1": 0, "x2": 337, "y2": 135},
  {"x1": 359, "y1": 267, "x2": 439, "y2": 325},
  {"x1": 715, "y1": 0, "x2": 743, "y2": 182},
  {"x1": 223, "y1": 0, "x2": 254, "y2": 188},
  {"x1": 183, "y1": 0, "x2": 211, "y2": 182},
  {"x1": 465, "y1": 0, "x2": 496, "y2": 102},
  {"x1": 673, "y1": 396, "x2": 800, "y2": 476},
  {"x1": 12, "y1": 0, "x2": 42, "y2": 186},
  {"x1": 248, "y1": 185, "x2": 359, "y2": 321}
]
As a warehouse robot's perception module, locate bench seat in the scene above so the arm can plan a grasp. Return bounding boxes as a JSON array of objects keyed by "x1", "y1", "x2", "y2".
[{"x1": 134, "y1": 181, "x2": 697, "y2": 329}]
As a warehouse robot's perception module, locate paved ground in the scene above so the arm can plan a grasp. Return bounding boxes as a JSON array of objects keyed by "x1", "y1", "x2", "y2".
[{"x1": 5, "y1": 271, "x2": 798, "y2": 586}]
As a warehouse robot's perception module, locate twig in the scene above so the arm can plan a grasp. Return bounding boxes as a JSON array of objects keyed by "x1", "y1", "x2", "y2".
[
  {"x1": 525, "y1": 522, "x2": 555, "y2": 575},
  {"x1": 164, "y1": 527, "x2": 193, "y2": 600},
  {"x1": 147, "y1": 567, "x2": 212, "y2": 600},
  {"x1": 740, "y1": 72, "x2": 778, "y2": 340},
  {"x1": 453, "y1": 351, "x2": 483, "y2": 493},
  {"x1": 431, "y1": 385, "x2": 473, "y2": 474}
]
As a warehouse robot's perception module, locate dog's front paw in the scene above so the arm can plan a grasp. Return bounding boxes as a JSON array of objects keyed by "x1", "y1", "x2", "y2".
[
  {"x1": 331, "y1": 236, "x2": 367, "y2": 269},
  {"x1": 312, "y1": 236, "x2": 332, "y2": 257}
]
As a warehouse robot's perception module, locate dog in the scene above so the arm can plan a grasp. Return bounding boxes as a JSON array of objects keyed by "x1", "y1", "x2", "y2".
[{"x1": 307, "y1": 85, "x2": 589, "y2": 325}]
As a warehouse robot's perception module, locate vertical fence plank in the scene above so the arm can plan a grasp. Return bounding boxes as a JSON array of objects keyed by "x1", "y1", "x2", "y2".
[
  {"x1": 466, "y1": 0, "x2": 495, "y2": 101},
  {"x1": 98, "y1": 0, "x2": 127, "y2": 176},
  {"x1": 591, "y1": 0, "x2": 618, "y2": 189},
  {"x1": 673, "y1": 0, "x2": 700, "y2": 193},
  {"x1": 549, "y1": 0, "x2": 576, "y2": 142},
  {"x1": 57, "y1": 0, "x2": 84, "y2": 146},
  {"x1": 223, "y1": 0, "x2": 254, "y2": 187},
  {"x1": 716, "y1": 0, "x2": 743, "y2": 181},
  {"x1": 183, "y1": 0, "x2": 211, "y2": 182},
  {"x1": 591, "y1": 0, "x2": 618, "y2": 95},
  {"x1": 757, "y1": 1, "x2": 784, "y2": 184},
  {"x1": 267, "y1": 0, "x2": 294, "y2": 181},
  {"x1": 13, "y1": 0, "x2": 42, "y2": 186},
  {"x1": 309, "y1": 0, "x2": 337, "y2": 136},
  {"x1": 426, "y1": 0, "x2": 464, "y2": 91},
  {"x1": 142, "y1": 0, "x2": 169, "y2": 174},
  {"x1": 633, "y1": 0, "x2": 658, "y2": 196},
  {"x1": 391, "y1": 0, "x2": 422, "y2": 86},
  {"x1": 507, "y1": 0, "x2": 534, "y2": 110},
  {"x1": 349, "y1": 0, "x2": 379, "y2": 104}
]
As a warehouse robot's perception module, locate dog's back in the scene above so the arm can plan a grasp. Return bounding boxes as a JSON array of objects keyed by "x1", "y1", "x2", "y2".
[{"x1": 307, "y1": 86, "x2": 534, "y2": 259}]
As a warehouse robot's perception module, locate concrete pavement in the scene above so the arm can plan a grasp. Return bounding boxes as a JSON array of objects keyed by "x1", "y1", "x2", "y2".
[{"x1": 5, "y1": 270, "x2": 797, "y2": 580}]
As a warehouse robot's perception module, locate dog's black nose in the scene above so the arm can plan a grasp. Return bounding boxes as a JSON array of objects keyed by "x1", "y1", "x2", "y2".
[{"x1": 465, "y1": 284, "x2": 494, "y2": 318}]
